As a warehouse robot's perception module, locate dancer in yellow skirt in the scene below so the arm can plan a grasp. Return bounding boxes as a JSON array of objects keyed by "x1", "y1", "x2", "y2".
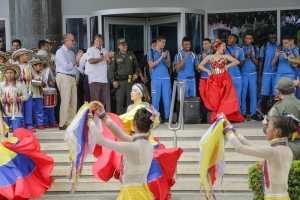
[
  {"x1": 87, "y1": 101, "x2": 158, "y2": 200},
  {"x1": 219, "y1": 113, "x2": 297, "y2": 200}
]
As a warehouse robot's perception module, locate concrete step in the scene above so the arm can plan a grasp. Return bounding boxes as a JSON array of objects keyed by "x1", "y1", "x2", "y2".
[
  {"x1": 49, "y1": 152, "x2": 263, "y2": 163},
  {"x1": 51, "y1": 163, "x2": 251, "y2": 177},
  {"x1": 40, "y1": 140, "x2": 269, "y2": 151},
  {"x1": 49, "y1": 177, "x2": 249, "y2": 192}
]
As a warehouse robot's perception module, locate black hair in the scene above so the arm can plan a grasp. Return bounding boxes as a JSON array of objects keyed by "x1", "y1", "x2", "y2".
[
  {"x1": 94, "y1": 34, "x2": 104, "y2": 41},
  {"x1": 228, "y1": 34, "x2": 238, "y2": 41},
  {"x1": 156, "y1": 36, "x2": 166, "y2": 42},
  {"x1": 282, "y1": 35, "x2": 290, "y2": 40},
  {"x1": 287, "y1": 34, "x2": 296, "y2": 41},
  {"x1": 11, "y1": 39, "x2": 21, "y2": 46},
  {"x1": 203, "y1": 38, "x2": 211, "y2": 43},
  {"x1": 272, "y1": 116, "x2": 298, "y2": 137},
  {"x1": 269, "y1": 31, "x2": 277, "y2": 36},
  {"x1": 151, "y1": 40, "x2": 156, "y2": 45},
  {"x1": 182, "y1": 37, "x2": 191, "y2": 43},
  {"x1": 244, "y1": 33, "x2": 254, "y2": 38},
  {"x1": 38, "y1": 40, "x2": 48, "y2": 49},
  {"x1": 0, "y1": 101, "x2": 6, "y2": 117},
  {"x1": 278, "y1": 87, "x2": 295, "y2": 95},
  {"x1": 133, "y1": 108, "x2": 153, "y2": 133}
]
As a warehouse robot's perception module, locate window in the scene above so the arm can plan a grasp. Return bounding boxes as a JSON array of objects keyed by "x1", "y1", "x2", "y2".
[{"x1": 65, "y1": 17, "x2": 88, "y2": 53}]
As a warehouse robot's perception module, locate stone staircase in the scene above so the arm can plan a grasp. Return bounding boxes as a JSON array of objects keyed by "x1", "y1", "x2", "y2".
[{"x1": 34, "y1": 121, "x2": 266, "y2": 194}]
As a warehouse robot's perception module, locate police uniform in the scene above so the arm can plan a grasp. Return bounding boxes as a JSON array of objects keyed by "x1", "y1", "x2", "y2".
[
  {"x1": 263, "y1": 77, "x2": 300, "y2": 160},
  {"x1": 225, "y1": 45, "x2": 245, "y2": 108},
  {"x1": 108, "y1": 38, "x2": 139, "y2": 115}
]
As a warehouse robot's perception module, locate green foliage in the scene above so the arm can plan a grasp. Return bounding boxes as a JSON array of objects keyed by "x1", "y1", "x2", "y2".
[{"x1": 248, "y1": 161, "x2": 300, "y2": 200}]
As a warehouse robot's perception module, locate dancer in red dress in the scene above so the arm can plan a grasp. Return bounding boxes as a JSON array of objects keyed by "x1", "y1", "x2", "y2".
[{"x1": 198, "y1": 39, "x2": 245, "y2": 123}]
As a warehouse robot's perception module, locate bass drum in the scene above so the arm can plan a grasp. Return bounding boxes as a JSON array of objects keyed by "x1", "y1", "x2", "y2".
[{"x1": 43, "y1": 87, "x2": 57, "y2": 108}]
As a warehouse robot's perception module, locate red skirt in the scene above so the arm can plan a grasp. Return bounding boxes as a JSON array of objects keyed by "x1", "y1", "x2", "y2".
[
  {"x1": 0, "y1": 128, "x2": 54, "y2": 200},
  {"x1": 199, "y1": 71, "x2": 244, "y2": 123}
]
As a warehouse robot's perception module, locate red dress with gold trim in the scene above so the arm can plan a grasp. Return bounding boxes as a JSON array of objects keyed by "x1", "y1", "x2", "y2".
[{"x1": 201, "y1": 57, "x2": 244, "y2": 123}]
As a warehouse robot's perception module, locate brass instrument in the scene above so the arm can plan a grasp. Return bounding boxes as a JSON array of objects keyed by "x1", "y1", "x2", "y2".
[{"x1": 10, "y1": 87, "x2": 16, "y2": 121}]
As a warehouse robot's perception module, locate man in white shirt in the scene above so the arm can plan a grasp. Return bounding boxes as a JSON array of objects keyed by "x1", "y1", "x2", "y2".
[{"x1": 86, "y1": 34, "x2": 114, "y2": 105}]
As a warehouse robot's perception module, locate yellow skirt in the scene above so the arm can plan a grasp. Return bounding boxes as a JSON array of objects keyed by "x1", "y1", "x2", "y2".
[
  {"x1": 265, "y1": 196, "x2": 290, "y2": 200},
  {"x1": 117, "y1": 184, "x2": 154, "y2": 200}
]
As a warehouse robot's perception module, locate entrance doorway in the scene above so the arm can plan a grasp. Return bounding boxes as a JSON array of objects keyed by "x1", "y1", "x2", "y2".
[{"x1": 90, "y1": 8, "x2": 204, "y2": 112}]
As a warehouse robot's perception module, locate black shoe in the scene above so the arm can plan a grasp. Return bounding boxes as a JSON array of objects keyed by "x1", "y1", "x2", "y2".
[
  {"x1": 250, "y1": 115, "x2": 258, "y2": 121},
  {"x1": 242, "y1": 115, "x2": 248, "y2": 121},
  {"x1": 164, "y1": 118, "x2": 170, "y2": 124},
  {"x1": 59, "y1": 125, "x2": 68, "y2": 130}
]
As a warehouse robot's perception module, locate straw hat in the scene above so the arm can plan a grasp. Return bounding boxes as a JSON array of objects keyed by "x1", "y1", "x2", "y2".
[
  {"x1": 0, "y1": 64, "x2": 21, "y2": 79},
  {"x1": 29, "y1": 59, "x2": 46, "y2": 66},
  {"x1": 0, "y1": 51, "x2": 10, "y2": 60},
  {"x1": 5, "y1": 50, "x2": 15, "y2": 56},
  {"x1": 45, "y1": 39, "x2": 55, "y2": 44},
  {"x1": 11, "y1": 48, "x2": 33, "y2": 61},
  {"x1": 32, "y1": 54, "x2": 50, "y2": 65},
  {"x1": 31, "y1": 48, "x2": 39, "y2": 54}
]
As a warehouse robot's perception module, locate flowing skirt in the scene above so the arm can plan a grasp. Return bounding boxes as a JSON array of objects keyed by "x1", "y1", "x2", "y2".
[
  {"x1": 92, "y1": 113, "x2": 183, "y2": 200},
  {"x1": 0, "y1": 128, "x2": 54, "y2": 200},
  {"x1": 117, "y1": 184, "x2": 154, "y2": 200},
  {"x1": 200, "y1": 71, "x2": 244, "y2": 123}
]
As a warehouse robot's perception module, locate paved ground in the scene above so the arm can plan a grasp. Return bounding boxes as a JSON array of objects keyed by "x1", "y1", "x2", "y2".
[{"x1": 40, "y1": 192, "x2": 254, "y2": 200}]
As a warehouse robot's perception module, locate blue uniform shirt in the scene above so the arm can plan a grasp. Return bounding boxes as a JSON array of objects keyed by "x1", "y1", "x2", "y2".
[
  {"x1": 225, "y1": 45, "x2": 245, "y2": 78},
  {"x1": 148, "y1": 48, "x2": 170, "y2": 79},
  {"x1": 277, "y1": 47, "x2": 299, "y2": 74},
  {"x1": 174, "y1": 50, "x2": 199, "y2": 80},
  {"x1": 241, "y1": 45, "x2": 259, "y2": 75},
  {"x1": 198, "y1": 49, "x2": 214, "y2": 79},
  {"x1": 259, "y1": 42, "x2": 279, "y2": 73}
]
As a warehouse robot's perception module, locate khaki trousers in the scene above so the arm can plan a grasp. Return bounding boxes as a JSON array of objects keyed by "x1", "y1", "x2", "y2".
[{"x1": 56, "y1": 73, "x2": 77, "y2": 127}]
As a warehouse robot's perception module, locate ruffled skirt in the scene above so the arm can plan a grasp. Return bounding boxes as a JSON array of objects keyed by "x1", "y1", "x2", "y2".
[{"x1": 117, "y1": 184, "x2": 154, "y2": 200}]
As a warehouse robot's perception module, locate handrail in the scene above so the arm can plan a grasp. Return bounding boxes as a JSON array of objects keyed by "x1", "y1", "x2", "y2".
[{"x1": 168, "y1": 80, "x2": 186, "y2": 180}]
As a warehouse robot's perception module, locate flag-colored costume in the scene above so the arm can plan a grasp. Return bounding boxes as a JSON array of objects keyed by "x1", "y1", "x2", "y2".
[
  {"x1": 0, "y1": 128, "x2": 54, "y2": 199},
  {"x1": 199, "y1": 117, "x2": 226, "y2": 199},
  {"x1": 94, "y1": 102, "x2": 183, "y2": 200},
  {"x1": 199, "y1": 57, "x2": 244, "y2": 123}
]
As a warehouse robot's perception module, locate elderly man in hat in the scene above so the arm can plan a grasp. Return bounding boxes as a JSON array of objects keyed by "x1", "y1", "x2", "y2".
[
  {"x1": 0, "y1": 64, "x2": 28, "y2": 132},
  {"x1": 11, "y1": 48, "x2": 35, "y2": 132},
  {"x1": 108, "y1": 38, "x2": 139, "y2": 115},
  {"x1": 262, "y1": 77, "x2": 300, "y2": 160}
]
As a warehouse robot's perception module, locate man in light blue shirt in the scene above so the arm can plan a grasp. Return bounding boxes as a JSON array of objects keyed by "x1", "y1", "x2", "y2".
[{"x1": 55, "y1": 33, "x2": 83, "y2": 130}]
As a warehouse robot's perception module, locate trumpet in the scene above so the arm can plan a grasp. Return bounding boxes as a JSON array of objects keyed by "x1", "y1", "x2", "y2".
[{"x1": 10, "y1": 87, "x2": 16, "y2": 121}]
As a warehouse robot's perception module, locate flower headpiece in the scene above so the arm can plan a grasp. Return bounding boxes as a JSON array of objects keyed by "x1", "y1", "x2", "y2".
[
  {"x1": 213, "y1": 39, "x2": 223, "y2": 51},
  {"x1": 144, "y1": 104, "x2": 160, "y2": 130},
  {"x1": 286, "y1": 114, "x2": 300, "y2": 141},
  {"x1": 132, "y1": 83, "x2": 144, "y2": 97}
]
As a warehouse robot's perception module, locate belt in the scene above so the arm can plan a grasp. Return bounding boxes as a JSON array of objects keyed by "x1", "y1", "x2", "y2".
[{"x1": 57, "y1": 72, "x2": 76, "y2": 78}]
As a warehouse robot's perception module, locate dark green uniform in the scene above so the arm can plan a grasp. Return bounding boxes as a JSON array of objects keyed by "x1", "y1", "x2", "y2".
[
  {"x1": 108, "y1": 51, "x2": 139, "y2": 115},
  {"x1": 263, "y1": 95, "x2": 300, "y2": 160}
]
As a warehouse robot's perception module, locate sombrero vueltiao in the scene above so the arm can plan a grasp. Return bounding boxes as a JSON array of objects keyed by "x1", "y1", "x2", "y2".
[
  {"x1": 11, "y1": 48, "x2": 33, "y2": 61},
  {"x1": 5, "y1": 50, "x2": 15, "y2": 56},
  {"x1": 0, "y1": 51, "x2": 10, "y2": 61},
  {"x1": 31, "y1": 48, "x2": 39, "y2": 54},
  {"x1": 29, "y1": 59, "x2": 46, "y2": 66},
  {"x1": 45, "y1": 39, "x2": 56, "y2": 44},
  {"x1": 0, "y1": 64, "x2": 21, "y2": 79},
  {"x1": 32, "y1": 55, "x2": 50, "y2": 66}
]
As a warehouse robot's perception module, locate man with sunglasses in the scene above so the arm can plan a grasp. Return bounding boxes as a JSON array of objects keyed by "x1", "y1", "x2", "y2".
[
  {"x1": 86, "y1": 34, "x2": 114, "y2": 105},
  {"x1": 108, "y1": 38, "x2": 139, "y2": 115}
]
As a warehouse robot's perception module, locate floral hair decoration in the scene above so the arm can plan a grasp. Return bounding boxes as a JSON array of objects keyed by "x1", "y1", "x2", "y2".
[
  {"x1": 213, "y1": 39, "x2": 223, "y2": 51},
  {"x1": 144, "y1": 104, "x2": 160, "y2": 130}
]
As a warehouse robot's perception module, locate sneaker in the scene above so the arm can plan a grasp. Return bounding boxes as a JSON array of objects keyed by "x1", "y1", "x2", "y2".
[
  {"x1": 50, "y1": 124, "x2": 59, "y2": 127},
  {"x1": 28, "y1": 128, "x2": 36, "y2": 132},
  {"x1": 164, "y1": 118, "x2": 170, "y2": 124},
  {"x1": 250, "y1": 115, "x2": 259, "y2": 121},
  {"x1": 37, "y1": 126, "x2": 45, "y2": 130}
]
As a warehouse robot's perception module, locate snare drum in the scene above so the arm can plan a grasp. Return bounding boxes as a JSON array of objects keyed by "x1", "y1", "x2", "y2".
[{"x1": 43, "y1": 87, "x2": 57, "y2": 108}]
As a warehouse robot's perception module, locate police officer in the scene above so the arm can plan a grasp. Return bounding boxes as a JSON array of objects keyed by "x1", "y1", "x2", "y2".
[
  {"x1": 262, "y1": 77, "x2": 300, "y2": 160},
  {"x1": 108, "y1": 38, "x2": 139, "y2": 115}
]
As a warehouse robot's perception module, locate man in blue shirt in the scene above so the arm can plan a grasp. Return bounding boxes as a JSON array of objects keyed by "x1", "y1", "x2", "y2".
[
  {"x1": 148, "y1": 36, "x2": 171, "y2": 124},
  {"x1": 225, "y1": 34, "x2": 245, "y2": 109},
  {"x1": 198, "y1": 38, "x2": 213, "y2": 99},
  {"x1": 271, "y1": 35, "x2": 299, "y2": 101},
  {"x1": 240, "y1": 33, "x2": 259, "y2": 120},
  {"x1": 174, "y1": 37, "x2": 199, "y2": 99},
  {"x1": 289, "y1": 35, "x2": 300, "y2": 99},
  {"x1": 258, "y1": 32, "x2": 278, "y2": 115}
]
